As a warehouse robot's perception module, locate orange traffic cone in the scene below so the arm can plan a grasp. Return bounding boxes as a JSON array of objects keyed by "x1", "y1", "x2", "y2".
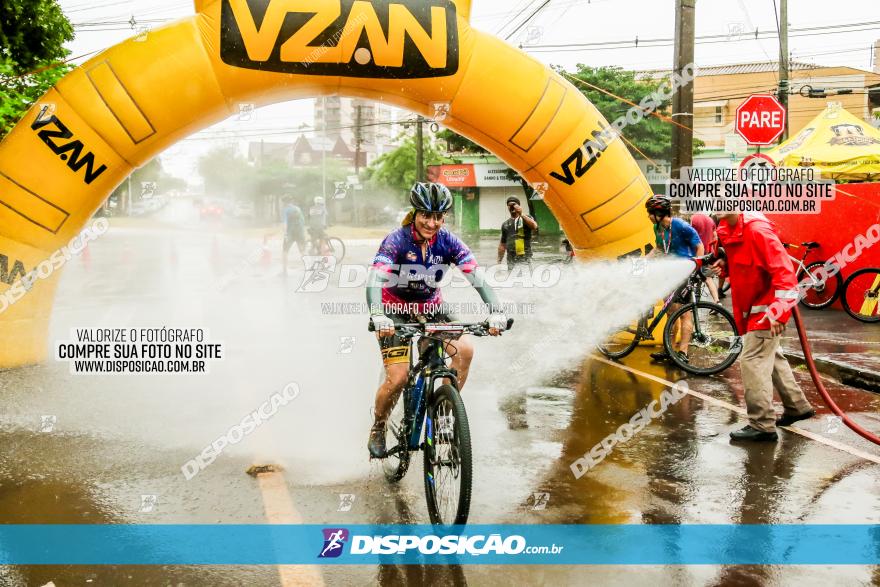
[{"x1": 260, "y1": 234, "x2": 272, "y2": 267}]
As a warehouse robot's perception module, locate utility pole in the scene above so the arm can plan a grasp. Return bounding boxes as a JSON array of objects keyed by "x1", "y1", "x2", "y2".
[
  {"x1": 321, "y1": 97, "x2": 327, "y2": 201},
  {"x1": 415, "y1": 116, "x2": 425, "y2": 182},
  {"x1": 353, "y1": 104, "x2": 363, "y2": 174},
  {"x1": 777, "y1": 0, "x2": 790, "y2": 140},
  {"x1": 126, "y1": 174, "x2": 132, "y2": 216},
  {"x1": 670, "y1": 0, "x2": 695, "y2": 180},
  {"x1": 351, "y1": 103, "x2": 364, "y2": 225}
]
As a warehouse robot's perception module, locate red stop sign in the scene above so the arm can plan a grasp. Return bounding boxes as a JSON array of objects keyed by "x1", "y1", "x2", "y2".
[{"x1": 735, "y1": 94, "x2": 787, "y2": 145}]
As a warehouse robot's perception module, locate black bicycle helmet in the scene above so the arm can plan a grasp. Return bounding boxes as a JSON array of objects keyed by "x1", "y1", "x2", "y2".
[
  {"x1": 410, "y1": 182, "x2": 453, "y2": 213},
  {"x1": 645, "y1": 195, "x2": 672, "y2": 217}
]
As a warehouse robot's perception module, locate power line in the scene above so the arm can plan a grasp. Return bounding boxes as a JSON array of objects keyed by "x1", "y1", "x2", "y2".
[
  {"x1": 522, "y1": 20, "x2": 880, "y2": 52},
  {"x1": 493, "y1": 0, "x2": 540, "y2": 36},
  {"x1": 505, "y1": 0, "x2": 554, "y2": 41}
]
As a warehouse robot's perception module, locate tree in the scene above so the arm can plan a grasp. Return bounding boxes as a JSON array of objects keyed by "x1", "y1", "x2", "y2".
[
  {"x1": 367, "y1": 132, "x2": 451, "y2": 194},
  {"x1": 0, "y1": 0, "x2": 74, "y2": 139},
  {"x1": 197, "y1": 146, "x2": 254, "y2": 198},
  {"x1": 0, "y1": 59, "x2": 70, "y2": 138},
  {"x1": 560, "y1": 64, "x2": 703, "y2": 160},
  {"x1": 0, "y1": 0, "x2": 73, "y2": 73}
]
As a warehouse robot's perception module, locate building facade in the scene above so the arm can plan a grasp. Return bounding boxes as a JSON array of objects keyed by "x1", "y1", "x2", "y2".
[
  {"x1": 313, "y1": 97, "x2": 407, "y2": 167},
  {"x1": 428, "y1": 157, "x2": 562, "y2": 236}
]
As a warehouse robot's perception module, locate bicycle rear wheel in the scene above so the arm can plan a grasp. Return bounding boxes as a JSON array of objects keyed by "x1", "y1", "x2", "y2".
[
  {"x1": 325, "y1": 237, "x2": 346, "y2": 261},
  {"x1": 798, "y1": 261, "x2": 842, "y2": 309},
  {"x1": 842, "y1": 268, "x2": 880, "y2": 323},
  {"x1": 664, "y1": 301, "x2": 741, "y2": 375},
  {"x1": 423, "y1": 384, "x2": 472, "y2": 526},
  {"x1": 382, "y1": 388, "x2": 411, "y2": 482}
]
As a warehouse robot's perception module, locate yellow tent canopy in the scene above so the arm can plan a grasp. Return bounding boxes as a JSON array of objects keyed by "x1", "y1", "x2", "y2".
[{"x1": 765, "y1": 102, "x2": 880, "y2": 180}]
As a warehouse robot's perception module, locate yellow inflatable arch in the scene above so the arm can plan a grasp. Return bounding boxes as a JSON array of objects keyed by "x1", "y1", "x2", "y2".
[{"x1": 0, "y1": 0, "x2": 654, "y2": 368}]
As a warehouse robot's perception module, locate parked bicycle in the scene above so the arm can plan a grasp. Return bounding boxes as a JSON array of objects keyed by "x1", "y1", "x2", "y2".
[
  {"x1": 369, "y1": 318, "x2": 514, "y2": 525},
  {"x1": 842, "y1": 267, "x2": 880, "y2": 323},
  {"x1": 783, "y1": 241, "x2": 841, "y2": 310},
  {"x1": 597, "y1": 255, "x2": 741, "y2": 375}
]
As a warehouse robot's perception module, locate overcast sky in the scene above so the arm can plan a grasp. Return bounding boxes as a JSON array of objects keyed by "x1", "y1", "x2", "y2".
[{"x1": 57, "y1": 0, "x2": 880, "y2": 178}]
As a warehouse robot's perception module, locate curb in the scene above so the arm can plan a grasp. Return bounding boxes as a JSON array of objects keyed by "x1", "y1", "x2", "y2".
[{"x1": 783, "y1": 349, "x2": 880, "y2": 394}]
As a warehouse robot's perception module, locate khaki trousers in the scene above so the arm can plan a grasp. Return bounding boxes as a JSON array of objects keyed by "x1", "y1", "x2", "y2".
[{"x1": 740, "y1": 329, "x2": 813, "y2": 432}]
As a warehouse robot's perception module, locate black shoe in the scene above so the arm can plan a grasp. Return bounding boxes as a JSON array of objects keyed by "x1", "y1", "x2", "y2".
[
  {"x1": 776, "y1": 409, "x2": 816, "y2": 428},
  {"x1": 367, "y1": 424, "x2": 387, "y2": 458},
  {"x1": 730, "y1": 425, "x2": 778, "y2": 442},
  {"x1": 675, "y1": 351, "x2": 689, "y2": 364},
  {"x1": 650, "y1": 350, "x2": 671, "y2": 362}
]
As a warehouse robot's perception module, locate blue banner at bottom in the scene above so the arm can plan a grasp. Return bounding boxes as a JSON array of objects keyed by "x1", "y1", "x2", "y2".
[{"x1": 0, "y1": 525, "x2": 878, "y2": 565}]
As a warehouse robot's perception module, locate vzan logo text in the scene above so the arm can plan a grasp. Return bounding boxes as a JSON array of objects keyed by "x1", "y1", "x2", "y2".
[
  {"x1": 31, "y1": 111, "x2": 108, "y2": 185},
  {"x1": 549, "y1": 127, "x2": 612, "y2": 186},
  {"x1": 0, "y1": 254, "x2": 28, "y2": 286},
  {"x1": 220, "y1": 0, "x2": 459, "y2": 78}
]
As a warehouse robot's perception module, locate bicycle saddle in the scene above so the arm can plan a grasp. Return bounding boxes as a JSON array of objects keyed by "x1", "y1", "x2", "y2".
[{"x1": 802, "y1": 241, "x2": 820, "y2": 249}]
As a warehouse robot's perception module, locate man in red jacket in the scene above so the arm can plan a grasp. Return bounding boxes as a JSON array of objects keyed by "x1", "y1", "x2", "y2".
[{"x1": 715, "y1": 212, "x2": 815, "y2": 441}]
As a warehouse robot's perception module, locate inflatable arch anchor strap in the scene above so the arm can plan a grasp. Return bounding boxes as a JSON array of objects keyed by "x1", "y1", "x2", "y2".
[{"x1": 0, "y1": 0, "x2": 654, "y2": 368}]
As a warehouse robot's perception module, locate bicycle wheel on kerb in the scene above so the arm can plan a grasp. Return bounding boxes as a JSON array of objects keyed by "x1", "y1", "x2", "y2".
[
  {"x1": 799, "y1": 261, "x2": 842, "y2": 310},
  {"x1": 665, "y1": 301, "x2": 741, "y2": 376},
  {"x1": 423, "y1": 385, "x2": 472, "y2": 526},
  {"x1": 842, "y1": 268, "x2": 880, "y2": 323},
  {"x1": 382, "y1": 388, "x2": 410, "y2": 482}
]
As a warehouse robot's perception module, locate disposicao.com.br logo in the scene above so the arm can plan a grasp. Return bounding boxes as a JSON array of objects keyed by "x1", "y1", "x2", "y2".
[{"x1": 318, "y1": 528, "x2": 563, "y2": 558}]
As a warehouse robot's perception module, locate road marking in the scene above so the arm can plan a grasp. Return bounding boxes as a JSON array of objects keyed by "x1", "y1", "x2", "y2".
[
  {"x1": 590, "y1": 354, "x2": 880, "y2": 466},
  {"x1": 254, "y1": 469, "x2": 325, "y2": 587}
]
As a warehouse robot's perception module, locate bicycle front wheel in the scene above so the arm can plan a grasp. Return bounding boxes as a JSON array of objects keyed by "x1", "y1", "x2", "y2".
[
  {"x1": 596, "y1": 325, "x2": 642, "y2": 360},
  {"x1": 423, "y1": 384, "x2": 472, "y2": 526},
  {"x1": 664, "y1": 301, "x2": 741, "y2": 375},
  {"x1": 799, "y1": 261, "x2": 842, "y2": 309},
  {"x1": 382, "y1": 388, "x2": 411, "y2": 482},
  {"x1": 842, "y1": 268, "x2": 880, "y2": 323}
]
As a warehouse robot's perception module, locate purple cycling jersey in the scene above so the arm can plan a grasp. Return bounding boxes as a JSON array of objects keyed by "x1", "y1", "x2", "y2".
[{"x1": 372, "y1": 224, "x2": 478, "y2": 310}]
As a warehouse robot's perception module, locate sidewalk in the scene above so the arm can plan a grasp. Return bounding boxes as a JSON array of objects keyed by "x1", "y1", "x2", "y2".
[{"x1": 780, "y1": 309, "x2": 880, "y2": 393}]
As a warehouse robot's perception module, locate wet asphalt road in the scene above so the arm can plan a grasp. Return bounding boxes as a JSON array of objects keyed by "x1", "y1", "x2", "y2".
[{"x1": 1, "y1": 204, "x2": 879, "y2": 586}]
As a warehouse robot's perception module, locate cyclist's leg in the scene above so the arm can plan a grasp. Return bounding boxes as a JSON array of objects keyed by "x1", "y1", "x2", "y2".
[
  {"x1": 705, "y1": 276, "x2": 720, "y2": 303},
  {"x1": 667, "y1": 302, "x2": 681, "y2": 348},
  {"x1": 445, "y1": 335, "x2": 474, "y2": 391},
  {"x1": 374, "y1": 313, "x2": 410, "y2": 424},
  {"x1": 374, "y1": 363, "x2": 408, "y2": 423},
  {"x1": 677, "y1": 306, "x2": 694, "y2": 354},
  {"x1": 429, "y1": 312, "x2": 473, "y2": 391}
]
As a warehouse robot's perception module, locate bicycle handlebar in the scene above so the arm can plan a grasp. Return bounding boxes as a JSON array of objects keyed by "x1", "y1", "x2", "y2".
[{"x1": 368, "y1": 318, "x2": 515, "y2": 338}]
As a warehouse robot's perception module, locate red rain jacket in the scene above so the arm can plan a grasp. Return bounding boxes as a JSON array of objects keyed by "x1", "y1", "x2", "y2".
[{"x1": 716, "y1": 213, "x2": 800, "y2": 333}]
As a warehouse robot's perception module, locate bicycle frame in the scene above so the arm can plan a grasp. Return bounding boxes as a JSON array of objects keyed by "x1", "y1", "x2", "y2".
[
  {"x1": 635, "y1": 271, "x2": 703, "y2": 340},
  {"x1": 785, "y1": 244, "x2": 816, "y2": 281},
  {"x1": 401, "y1": 336, "x2": 460, "y2": 452}
]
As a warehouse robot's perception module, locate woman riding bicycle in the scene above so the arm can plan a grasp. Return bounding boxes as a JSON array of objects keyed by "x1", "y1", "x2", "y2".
[{"x1": 366, "y1": 182, "x2": 507, "y2": 458}]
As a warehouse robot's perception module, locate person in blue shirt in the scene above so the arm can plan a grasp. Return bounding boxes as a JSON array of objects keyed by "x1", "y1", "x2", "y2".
[
  {"x1": 645, "y1": 195, "x2": 704, "y2": 364},
  {"x1": 281, "y1": 195, "x2": 306, "y2": 275}
]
